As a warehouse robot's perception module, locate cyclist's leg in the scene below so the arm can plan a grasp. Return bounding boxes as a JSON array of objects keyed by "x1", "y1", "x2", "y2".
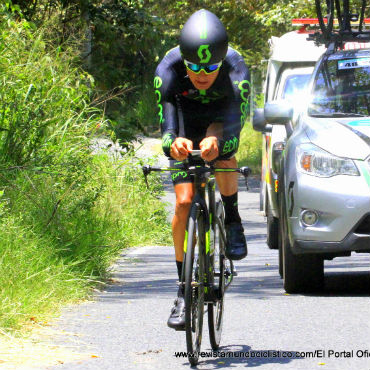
[
  {"x1": 216, "y1": 157, "x2": 247, "y2": 260},
  {"x1": 215, "y1": 157, "x2": 238, "y2": 196},
  {"x1": 167, "y1": 163, "x2": 195, "y2": 330},
  {"x1": 168, "y1": 99, "x2": 207, "y2": 329},
  {"x1": 206, "y1": 123, "x2": 247, "y2": 260},
  {"x1": 205, "y1": 122, "x2": 238, "y2": 198},
  {"x1": 173, "y1": 182, "x2": 195, "y2": 263}
]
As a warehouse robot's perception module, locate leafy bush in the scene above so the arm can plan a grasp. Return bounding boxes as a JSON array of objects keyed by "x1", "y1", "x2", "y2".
[
  {"x1": 0, "y1": 8, "x2": 171, "y2": 332},
  {"x1": 236, "y1": 121, "x2": 262, "y2": 175}
]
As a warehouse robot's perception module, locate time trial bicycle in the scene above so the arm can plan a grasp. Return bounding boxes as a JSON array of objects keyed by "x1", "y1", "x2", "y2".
[{"x1": 142, "y1": 151, "x2": 251, "y2": 366}]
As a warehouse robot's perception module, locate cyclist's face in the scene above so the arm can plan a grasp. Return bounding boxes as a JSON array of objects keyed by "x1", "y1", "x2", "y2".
[{"x1": 187, "y1": 69, "x2": 219, "y2": 90}]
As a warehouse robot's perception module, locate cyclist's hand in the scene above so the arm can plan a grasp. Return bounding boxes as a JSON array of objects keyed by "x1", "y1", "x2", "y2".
[
  {"x1": 170, "y1": 137, "x2": 193, "y2": 161},
  {"x1": 200, "y1": 136, "x2": 219, "y2": 162}
]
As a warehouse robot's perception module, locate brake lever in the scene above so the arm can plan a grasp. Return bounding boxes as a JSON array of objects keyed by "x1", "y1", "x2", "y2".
[
  {"x1": 142, "y1": 165, "x2": 151, "y2": 189},
  {"x1": 239, "y1": 166, "x2": 251, "y2": 191}
]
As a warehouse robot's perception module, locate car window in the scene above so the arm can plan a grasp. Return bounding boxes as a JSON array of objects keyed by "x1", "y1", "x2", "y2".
[
  {"x1": 282, "y1": 74, "x2": 311, "y2": 100},
  {"x1": 308, "y1": 55, "x2": 370, "y2": 116}
]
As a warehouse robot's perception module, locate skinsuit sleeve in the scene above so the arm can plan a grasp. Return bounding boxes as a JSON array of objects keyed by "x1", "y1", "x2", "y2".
[
  {"x1": 218, "y1": 54, "x2": 251, "y2": 159},
  {"x1": 154, "y1": 60, "x2": 179, "y2": 157}
]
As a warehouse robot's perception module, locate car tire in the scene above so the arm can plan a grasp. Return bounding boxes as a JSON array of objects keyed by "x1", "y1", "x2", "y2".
[
  {"x1": 280, "y1": 179, "x2": 324, "y2": 293},
  {"x1": 259, "y1": 181, "x2": 264, "y2": 212},
  {"x1": 267, "y1": 201, "x2": 279, "y2": 250},
  {"x1": 278, "y1": 227, "x2": 283, "y2": 278}
]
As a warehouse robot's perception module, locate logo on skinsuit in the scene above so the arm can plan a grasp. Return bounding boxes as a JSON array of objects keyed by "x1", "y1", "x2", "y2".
[
  {"x1": 223, "y1": 137, "x2": 239, "y2": 154},
  {"x1": 198, "y1": 45, "x2": 211, "y2": 64},
  {"x1": 238, "y1": 80, "x2": 251, "y2": 128},
  {"x1": 162, "y1": 133, "x2": 174, "y2": 150},
  {"x1": 172, "y1": 171, "x2": 188, "y2": 181},
  {"x1": 154, "y1": 76, "x2": 164, "y2": 124}
]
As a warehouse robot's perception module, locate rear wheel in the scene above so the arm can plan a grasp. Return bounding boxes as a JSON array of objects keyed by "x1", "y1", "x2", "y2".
[
  {"x1": 280, "y1": 181, "x2": 324, "y2": 293},
  {"x1": 208, "y1": 200, "x2": 225, "y2": 350},
  {"x1": 184, "y1": 203, "x2": 205, "y2": 366}
]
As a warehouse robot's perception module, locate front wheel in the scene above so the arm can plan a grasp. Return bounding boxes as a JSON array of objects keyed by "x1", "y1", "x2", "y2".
[
  {"x1": 267, "y1": 200, "x2": 279, "y2": 250},
  {"x1": 184, "y1": 202, "x2": 205, "y2": 366},
  {"x1": 208, "y1": 200, "x2": 225, "y2": 350},
  {"x1": 280, "y1": 190, "x2": 324, "y2": 293}
]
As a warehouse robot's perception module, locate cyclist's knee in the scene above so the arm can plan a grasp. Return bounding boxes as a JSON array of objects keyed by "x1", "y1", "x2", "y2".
[
  {"x1": 174, "y1": 183, "x2": 194, "y2": 217},
  {"x1": 175, "y1": 196, "x2": 192, "y2": 216},
  {"x1": 215, "y1": 156, "x2": 237, "y2": 168}
]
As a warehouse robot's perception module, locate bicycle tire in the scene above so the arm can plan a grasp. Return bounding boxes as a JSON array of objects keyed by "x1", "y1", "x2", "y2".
[
  {"x1": 341, "y1": 0, "x2": 352, "y2": 34},
  {"x1": 315, "y1": 0, "x2": 334, "y2": 37},
  {"x1": 208, "y1": 200, "x2": 225, "y2": 350},
  {"x1": 184, "y1": 202, "x2": 205, "y2": 366}
]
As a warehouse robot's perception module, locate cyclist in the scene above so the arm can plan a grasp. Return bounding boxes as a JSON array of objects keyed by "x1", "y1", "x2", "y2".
[{"x1": 154, "y1": 9, "x2": 250, "y2": 330}]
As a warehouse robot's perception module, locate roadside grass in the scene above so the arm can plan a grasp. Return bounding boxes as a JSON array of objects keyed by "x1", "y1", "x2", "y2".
[
  {"x1": 0, "y1": 153, "x2": 171, "y2": 332},
  {"x1": 0, "y1": 11, "x2": 171, "y2": 333},
  {"x1": 236, "y1": 121, "x2": 262, "y2": 175}
]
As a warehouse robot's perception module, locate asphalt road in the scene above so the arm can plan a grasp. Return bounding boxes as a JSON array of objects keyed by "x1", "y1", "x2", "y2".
[{"x1": 40, "y1": 168, "x2": 370, "y2": 370}]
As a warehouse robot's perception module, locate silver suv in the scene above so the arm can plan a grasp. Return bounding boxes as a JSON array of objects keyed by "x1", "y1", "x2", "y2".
[
  {"x1": 253, "y1": 30, "x2": 325, "y2": 250},
  {"x1": 263, "y1": 44, "x2": 370, "y2": 293}
]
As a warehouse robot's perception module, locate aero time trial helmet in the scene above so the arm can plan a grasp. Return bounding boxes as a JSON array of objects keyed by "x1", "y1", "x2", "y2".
[{"x1": 179, "y1": 9, "x2": 228, "y2": 65}]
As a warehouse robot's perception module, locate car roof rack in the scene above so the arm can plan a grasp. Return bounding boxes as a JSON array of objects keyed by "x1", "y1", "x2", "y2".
[{"x1": 308, "y1": 0, "x2": 370, "y2": 52}]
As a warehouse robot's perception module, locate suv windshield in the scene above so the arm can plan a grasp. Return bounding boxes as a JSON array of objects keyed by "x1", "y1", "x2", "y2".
[
  {"x1": 282, "y1": 74, "x2": 311, "y2": 100},
  {"x1": 308, "y1": 54, "x2": 370, "y2": 117}
]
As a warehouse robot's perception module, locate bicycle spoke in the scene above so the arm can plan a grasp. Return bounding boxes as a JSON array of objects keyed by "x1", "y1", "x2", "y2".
[
  {"x1": 208, "y1": 200, "x2": 226, "y2": 350},
  {"x1": 185, "y1": 203, "x2": 205, "y2": 366}
]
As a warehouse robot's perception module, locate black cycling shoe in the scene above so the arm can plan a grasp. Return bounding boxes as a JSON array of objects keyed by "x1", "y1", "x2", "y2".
[
  {"x1": 167, "y1": 297, "x2": 185, "y2": 331},
  {"x1": 225, "y1": 222, "x2": 247, "y2": 260}
]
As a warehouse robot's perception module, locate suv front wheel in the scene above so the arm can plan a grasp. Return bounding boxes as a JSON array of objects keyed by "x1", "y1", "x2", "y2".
[
  {"x1": 267, "y1": 199, "x2": 279, "y2": 250},
  {"x1": 279, "y1": 181, "x2": 324, "y2": 293}
]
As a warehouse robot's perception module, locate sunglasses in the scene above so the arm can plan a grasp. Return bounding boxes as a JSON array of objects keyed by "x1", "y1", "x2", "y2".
[{"x1": 184, "y1": 60, "x2": 222, "y2": 74}]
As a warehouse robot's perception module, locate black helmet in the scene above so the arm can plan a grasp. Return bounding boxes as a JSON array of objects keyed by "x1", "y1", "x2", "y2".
[{"x1": 180, "y1": 9, "x2": 228, "y2": 65}]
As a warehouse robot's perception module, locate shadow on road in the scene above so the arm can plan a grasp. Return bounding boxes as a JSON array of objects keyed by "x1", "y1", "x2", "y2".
[
  {"x1": 316, "y1": 271, "x2": 370, "y2": 297},
  {"x1": 99, "y1": 247, "x2": 370, "y2": 303}
]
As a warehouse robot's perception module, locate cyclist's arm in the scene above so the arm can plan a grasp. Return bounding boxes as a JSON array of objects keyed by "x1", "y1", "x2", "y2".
[
  {"x1": 218, "y1": 56, "x2": 251, "y2": 159},
  {"x1": 154, "y1": 64, "x2": 179, "y2": 157}
]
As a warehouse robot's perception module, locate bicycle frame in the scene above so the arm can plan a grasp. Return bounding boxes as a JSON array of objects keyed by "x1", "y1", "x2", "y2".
[
  {"x1": 142, "y1": 160, "x2": 250, "y2": 300},
  {"x1": 142, "y1": 159, "x2": 250, "y2": 365},
  {"x1": 182, "y1": 168, "x2": 225, "y2": 303},
  {"x1": 142, "y1": 159, "x2": 251, "y2": 290}
]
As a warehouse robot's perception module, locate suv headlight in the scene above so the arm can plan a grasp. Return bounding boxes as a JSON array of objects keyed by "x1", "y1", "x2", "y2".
[{"x1": 296, "y1": 143, "x2": 359, "y2": 177}]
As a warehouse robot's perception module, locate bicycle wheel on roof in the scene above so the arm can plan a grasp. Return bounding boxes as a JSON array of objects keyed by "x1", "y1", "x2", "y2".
[{"x1": 315, "y1": 0, "x2": 334, "y2": 37}]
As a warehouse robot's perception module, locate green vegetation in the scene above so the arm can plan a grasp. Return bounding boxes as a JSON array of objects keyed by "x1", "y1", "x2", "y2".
[
  {"x1": 0, "y1": 5, "x2": 170, "y2": 332},
  {"x1": 6, "y1": 0, "x2": 320, "y2": 139},
  {"x1": 2, "y1": 0, "x2": 354, "y2": 332},
  {"x1": 236, "y1": 122, "x2": 262, "y2": 175},
  {"x1": 0, "y1": 155, "x2": 170, "y2": 331}
]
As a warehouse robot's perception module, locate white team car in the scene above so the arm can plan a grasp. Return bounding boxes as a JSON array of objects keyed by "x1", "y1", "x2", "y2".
[
  {"x1": 261, "y1": 42, "x2": 370, "y2": 293},
  {"x1": 254, "y1": 28, "x2": 326, "y2": 250}
]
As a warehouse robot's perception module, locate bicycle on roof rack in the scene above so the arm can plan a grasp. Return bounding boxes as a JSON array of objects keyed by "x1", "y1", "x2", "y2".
[
  {"x1": 313, "y1": 0, "x2": 370, "y2": 46},
  {"x1": 142, "y1": 151, "x2": 251, "y2": 366}
]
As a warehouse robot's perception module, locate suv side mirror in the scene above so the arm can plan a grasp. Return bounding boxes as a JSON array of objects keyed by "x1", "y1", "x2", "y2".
[
  {"x1": 264, "y1": 100, "x2": 293, "y2": 125},
  {"x1": 252, "y1": 108, "x2": 272, "y2": 133}
]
